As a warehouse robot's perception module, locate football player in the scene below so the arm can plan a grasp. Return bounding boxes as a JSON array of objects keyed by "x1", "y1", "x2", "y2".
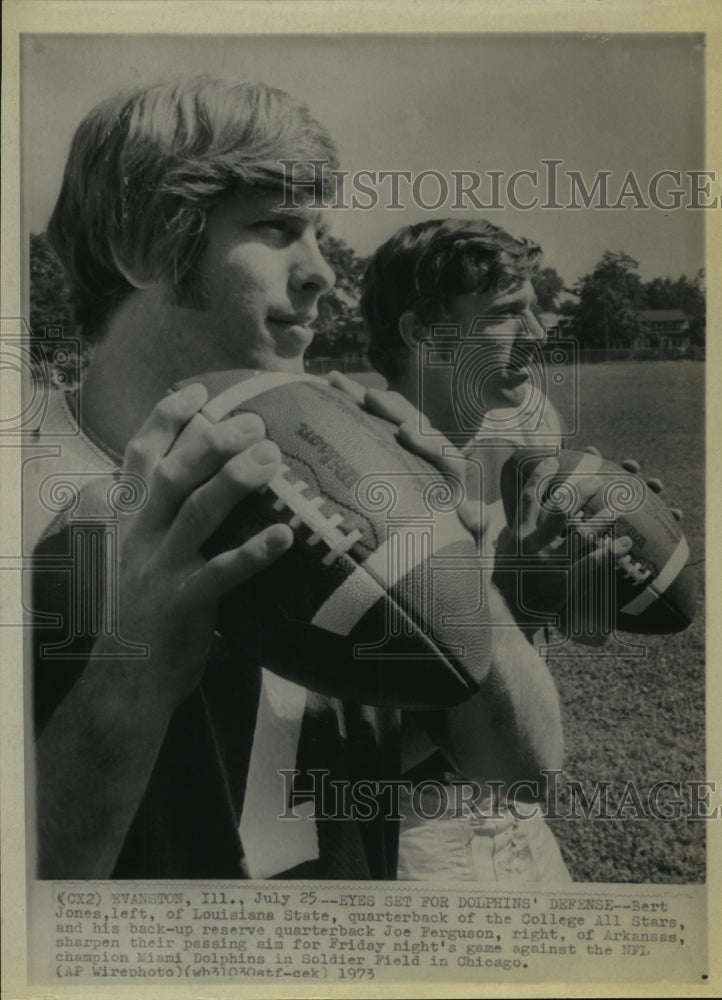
[{"x1": 330, "y1": 218, "x2": 633, "y2": 880}]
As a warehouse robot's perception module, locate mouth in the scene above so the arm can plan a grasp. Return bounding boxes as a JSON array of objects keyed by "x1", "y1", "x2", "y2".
[
  {"x1": 266, "y1": 315, "x2": 316, "y2": 358},
  {"x1": 268, "y1": 314, "x2": 316, "y2": 329},
  {"x1": 501, "y1": 344, "x2": 541, "y2": 380},
  {"x1": 497, "y1": 368, "x2": 531, "y2": 387}
]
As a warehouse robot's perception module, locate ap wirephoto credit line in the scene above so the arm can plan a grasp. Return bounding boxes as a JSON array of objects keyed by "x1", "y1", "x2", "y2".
[{"x1": 1, "y1": 9, "x2": 718, "y2": 999}]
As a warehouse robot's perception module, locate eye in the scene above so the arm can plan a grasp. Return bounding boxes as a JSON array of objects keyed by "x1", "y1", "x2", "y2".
[
  {"x1": 494, "y1": 272, "x2": 521, "y2": 295},
  {"x1": 255, "y1": 219, "x2": 289, "y2": 233}
]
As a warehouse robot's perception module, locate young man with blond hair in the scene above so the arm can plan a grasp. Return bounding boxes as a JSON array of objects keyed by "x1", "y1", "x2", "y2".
[
  {"x1": 33, "y1": 79, "x2": 580, "y2": 883},
  {"x1": 33, "y1": 75, "x2": 343, "y2": 879}
]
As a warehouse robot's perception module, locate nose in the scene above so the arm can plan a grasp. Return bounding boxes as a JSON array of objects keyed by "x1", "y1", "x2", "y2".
[
  {"x1": 291, "y1": 233, "x2": 336, "y2": 297},
  {"x1": 518, "y1": 309, "x2": 547, "y2": 342}
]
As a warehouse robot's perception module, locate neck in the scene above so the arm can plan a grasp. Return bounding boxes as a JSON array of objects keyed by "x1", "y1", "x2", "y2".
[
  {"x1": 388, "y1": 368, "x2": 475, "y2": 448},
  {"x1": 78, "y1": 290, "x2": 211, "y2": 456}
]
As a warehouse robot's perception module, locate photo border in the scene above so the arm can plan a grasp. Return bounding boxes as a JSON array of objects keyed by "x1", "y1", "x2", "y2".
[{"x1": 2, "y1": 2, "x2": 720, "y2": 997}]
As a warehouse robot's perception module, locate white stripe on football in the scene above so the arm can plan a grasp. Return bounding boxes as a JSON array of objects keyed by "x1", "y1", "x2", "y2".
[{"x1": 174, "y1": 370, "x2": 489, "y2": 708}]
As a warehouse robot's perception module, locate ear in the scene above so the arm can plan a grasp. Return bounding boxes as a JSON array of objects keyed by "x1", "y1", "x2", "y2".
[
  {"x1": 398, "y1": 310, "x2": 427, "y2": 352},
  {"x1": 111, "y1": 246, "x2": 155, "y2": 290}
]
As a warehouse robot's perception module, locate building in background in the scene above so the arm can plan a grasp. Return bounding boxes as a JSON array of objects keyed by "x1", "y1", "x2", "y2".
[{"x1": 632, "y1": 309, "x2": 691, "y2": 356}]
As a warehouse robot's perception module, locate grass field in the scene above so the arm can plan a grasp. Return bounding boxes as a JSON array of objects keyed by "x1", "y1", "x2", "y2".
[
  {"x1": 353, "y1": 360, "x2": 706, "y2": 883},
  {"x1": 544, "y1": 361, "x2": 705, "y2": 883}
]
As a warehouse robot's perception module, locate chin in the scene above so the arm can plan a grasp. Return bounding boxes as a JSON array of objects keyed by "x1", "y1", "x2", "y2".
[
  {"x1": 499, "y1": 388, "x2": 532, "y2": 408},
  {"x1": 485, "y1": 380, "x2": 534, "y2": 411},
  {"x1": 269, "y1": 322, "x2": 315, "y2": 356},
  {"x1": 249, "y1": 333, "x2": 312, "y2": 372}
]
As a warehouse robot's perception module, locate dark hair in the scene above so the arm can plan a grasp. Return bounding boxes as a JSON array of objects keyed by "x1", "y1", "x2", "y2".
[
  {"x1": 361, "y1": 218, "x2": 542, "y2": 380},
  {"x1": 47, "y1": 75, "x2": 339, "y2": 341}
]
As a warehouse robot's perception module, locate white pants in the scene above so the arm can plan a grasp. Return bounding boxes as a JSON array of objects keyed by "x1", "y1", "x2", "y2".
[{"x1": 396, "y1": 784, "x2": 572, "y2": 882}]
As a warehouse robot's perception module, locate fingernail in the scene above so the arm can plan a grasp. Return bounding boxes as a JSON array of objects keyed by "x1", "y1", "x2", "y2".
[
  {"x1": 180, "y1": 382, "x2": 208, "y2": 405},
  {"x1": 266, "y1": 523, "x2": 294, "y2": 550},
  {"x1": 249, "y1": 440, "x2": 280, "y2": 465},
  {"x1": 234, "y1": 412, "x2": 264, "y2": 437}
]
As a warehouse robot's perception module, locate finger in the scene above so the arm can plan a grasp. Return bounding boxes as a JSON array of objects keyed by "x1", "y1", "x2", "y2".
[
  {"x1": 565, "y1": 517, "x2": 633, "y2": 556},
  {"x1": 396, "y1": 420, "x2": 466, "y2": 474},
  {"x1": 568, "y1": 509, "x2": 613, "y2": 536},
  {"x1": 523, "y1": 469, "x2": 602, "y2": 551},
  {"x1": 584, "y1": 445, "x2": 602, "y2": 457},
  {"x1": 122, "y1": 383, "x2": 209, "y2": 475},
  {"x1": 523, "y1": 510, "x2": 569, "y2": 552},
  {"x1": 517, "y1": 457, "x2": 559, "y2": 532},
  {"x1": 610, "y1": 535, "x2": 634, "y2": 558},
  {"x1": 646, "y1": 477, "x2": 664, "y2": 494},
  {"x1": 588, "y1": 534, "x2": 634, "y2": 560},
  {"x1": 183, "y1": 523, "x2": 294, "y2": 608},
  {"x1": 621, "y1": 458, "x2": 640, "y2": 475},
  {"x1": 563, "y1": 474, "x2": 603, "y2": 513},
  {"x1": 364, "y1": 388, "x2": 429, "y2": 432},
  {"x1": 670, "y1": 507, "x2": 683, "y2": 522},
  {"x1": 135, "y1": 412, "x2": 267, "y2": 532},
  {"x1": 326, "y1": 370, "x2": 367, "y2": 405},
  {"x1": 568, "y1": 536, "x2": 632, "y2": 594},
  {"x1": 162, "y1": 439, "x2": 285, "y2": 560},
  {"x1": 533, "y1": 471, "x2": 601, "y2": 538}
]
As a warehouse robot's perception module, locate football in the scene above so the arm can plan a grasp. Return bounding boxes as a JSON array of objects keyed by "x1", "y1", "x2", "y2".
[
  {"x1": 173, "y1": 370, "x2": 490, "y2": 709},
  {"x1": 499, "y1": 447, "x2": 697, "y2": 635}
]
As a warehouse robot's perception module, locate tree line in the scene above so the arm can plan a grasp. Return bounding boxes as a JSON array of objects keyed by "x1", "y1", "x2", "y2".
[
  {"x1": 534, "y1": 252, "x2": 705, "y2": 350},
  {"x1": 29, "y1": 233, "x2": 705, "y2": 384}
]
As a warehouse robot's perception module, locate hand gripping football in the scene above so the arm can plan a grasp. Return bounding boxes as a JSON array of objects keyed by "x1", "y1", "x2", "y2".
[
  {"x1": 174, "y1": 370, "x2": 490, "y2": 708},
  {"x1": 500, "y1": 448, "x2": 697, "y2": 634}
]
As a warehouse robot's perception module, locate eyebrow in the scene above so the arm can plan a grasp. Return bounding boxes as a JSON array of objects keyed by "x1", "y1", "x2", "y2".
[
  {"x1": 266, "y1": 205, "x2": 330, "y2": 235},
  {"x1": 485, "y1": 295, "x2": 537, "y2": 316}
]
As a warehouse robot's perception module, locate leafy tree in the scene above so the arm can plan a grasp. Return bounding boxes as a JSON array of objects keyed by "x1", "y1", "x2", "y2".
[
  {"x1": 532, "y1": 266, "x2": 565, "y2": 312},
  {"x1": 568, "y1": 251, "x2": 645, "y2": 348},
  {"x1": 29, "y1": 232, "x2": 85, "y2": 385},
  {"x1": 305, "y1": 233, "x2": 368, "y2": 359},
  {"x1": 643, "y1": 270, "x2": 705, "y2": 346}
]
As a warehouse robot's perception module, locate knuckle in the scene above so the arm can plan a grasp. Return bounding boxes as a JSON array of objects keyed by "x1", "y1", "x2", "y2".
[
  {"x1": 124, "y1": 437, "x2": 152, "y2": 467},
  {"x1": 223, "y1": 454, "x2": 253, "y2": 486},
  {"x1": 225, "y1": 452, "x2": 275, "y2": 491},
  {"x1": 155, "y1": 393, "x2": 188, "y2": 423},
  {"x1": 196, "y1": 422, "x2": 245, "y2": 462},
  {"x1": 228, "y1": 411, "x2": 265, "y2": 436},
  {"x1": 154, "y1": 456, "x2": 182, "y2": 491},
  {"x1": 198, "y1": 422, "x2": 226, "y2": 455},
  {"x1": 399, "y1": 419, "x2": 422, "y2": 443},
  {"x1": 215, "y1": 418, "x2": 265, "y2": 453},
  {"x1": 155, "y1": 455, "x2": 176, "y2": 482}
]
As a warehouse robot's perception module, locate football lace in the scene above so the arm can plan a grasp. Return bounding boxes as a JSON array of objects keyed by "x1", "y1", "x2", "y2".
[
  {"x1": 616, "y1": 553, "x2": 653, "y2": 586},
  {"x1": 264, "y1": 465, "x2": 363, "y2": 566}
]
